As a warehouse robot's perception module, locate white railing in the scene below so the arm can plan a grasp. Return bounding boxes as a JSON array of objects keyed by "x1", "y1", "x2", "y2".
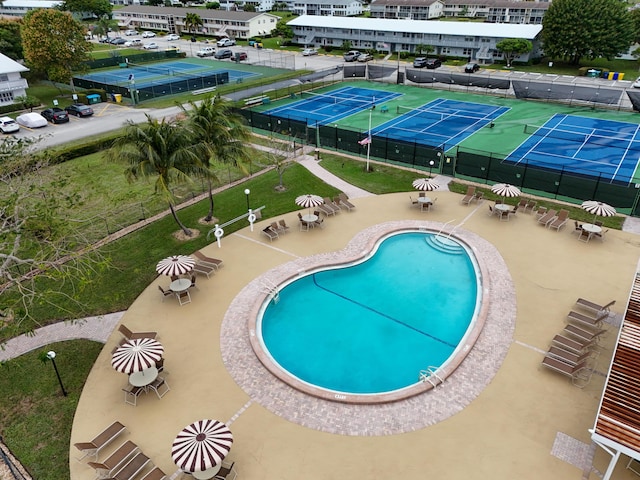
[{"x1": 419, "y1": 366, "x2": 445, "y2": 388}]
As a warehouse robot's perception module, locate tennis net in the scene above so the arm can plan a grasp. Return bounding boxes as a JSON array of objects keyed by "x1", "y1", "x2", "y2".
[
  {"x1": 301, "y1": 91, "x2": 375, "y2": 109},
  {"x1": 396, "y1": 105, "x2": 487, "y2": 123},
  {"x1": 126, "y1": 62, "x2": 178, "y2": 76},
  {"x1": 523, "y1": 124, "x2": 638, "y2": 146}
]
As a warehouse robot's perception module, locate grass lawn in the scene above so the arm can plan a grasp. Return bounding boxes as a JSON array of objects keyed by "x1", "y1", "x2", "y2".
[{"x1": 0, "y1": 340, "x2": 103, "y2": 480}]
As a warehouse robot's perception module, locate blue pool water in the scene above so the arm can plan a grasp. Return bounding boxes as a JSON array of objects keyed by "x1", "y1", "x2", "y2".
[{"x1": 258, "y1": 232, "x2": 480, "y2": 395}]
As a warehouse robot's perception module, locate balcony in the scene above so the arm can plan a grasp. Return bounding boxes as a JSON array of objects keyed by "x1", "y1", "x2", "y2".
[{"x1": 0, "y1": 78, "x2": 28, "y2": 94}]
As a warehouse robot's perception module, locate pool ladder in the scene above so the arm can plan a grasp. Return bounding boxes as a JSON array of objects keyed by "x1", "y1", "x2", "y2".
[
  {"x1": 419, "y1": 367, "x2": 445, "y2": 388},
  {"x1": 262, "y1": 279, "x2": 280, "y2": 304}
]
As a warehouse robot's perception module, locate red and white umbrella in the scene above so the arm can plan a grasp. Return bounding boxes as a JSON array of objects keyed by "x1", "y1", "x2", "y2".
[
  {"x1": 581, "y1": 200, "x2": 616, "y2": 224},
  {"x1": 111, "y1": 338, "x2": 164, "y2": 374},
  {"x1": 172, "y1": 419, "x2": 233, "y2": 473},
  {"x1": 156, "y1": 255, "x2": 195, "y2": 277},
  {"x1": 295, "y1": 194, "x2": 324, "y2": 215},
  {"x1": 412, "y1": 178, "x2": 439, "y2": 192}
]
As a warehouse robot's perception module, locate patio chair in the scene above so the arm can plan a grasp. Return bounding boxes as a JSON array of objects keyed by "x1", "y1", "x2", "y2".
[
  {"x1": 541, "y1": 356, "x2": 592, "y2": 387},
  {"x1": 338, "y1": 193, "x2": 356, "y2": 211},
  {"x1": 418, "y1": 192, "x2": 425, "y2": 198},
  {"x1": 578, "y1": 228, "x2": 592, "y2": 242},
  {"x1": 546, "y1": 346, "x2": 596, "y2": 367},
  {"x1": 74, "y1": 421, "x2": 127, "y2": 461},
  {"x1": 537, "y1": 209, "x2": 557, "y2": 226},
  {"x1": 193, "y1": 262, "x2": 216, "y2": 278},
  {"x1": 567, "y1": 310, "x2": 609, "y2": 329},
  {"x1": 140, "y1": 467, "x2": 167, "y2": 480},
  {"x1": 88, "y1": 440, "x2": 139, "y2": 478},
  {"x1": 563, "y1": 323, "x2": 607, "y2": 343},
  {"x1": 517, "y1": 199, "x2": 527, "y2": 210},
  {"x1": 548, "y1": 209, "x2": 569, "y2": 231},
  {"x1": 122, "y1": 386, "x2": 145, "y2": 406},
  {"x1": 524, "y1": 200, "x2": 537, "y2": 213},
  {"x1": 193, "y1": 251, "x2": 224, "y2": 270},
  {"x1": 313, "y1": 214, "x2": 324, "y2": 229},
  {"x1": 571, "y1": 221, "x2": 583, "y2": 235},
  {"x1": 112, "y1": 452, "x2": 151, "y2": 480},
  {"x1": 487, "y1": 205, "x2": 494, "y2": 217},
  {"x1": 158, "y1": 285, "x2": 173, "y2": 302},
  {"x1": 575, "y1": 298, "x2": 615, "y2": 316},
  {"x1": 155, "y1": 358, "x2": 165, "y2": 374},
  {"x1": 278, "y1": 219, "x2": 290, "y2": 233},
  {"x1": 551, "y1": 334, "x2": 597, "y2": 355},
  {"x1": 214, "y1": 461, "x2": 237, "y2": 480},
  {"x1": 498, "y1": 207, "x2": 510, "y2": 222},
  {"x1": 149, "y1": 376, "x2": 170, "y2": 399},
  {"x1": 595, "y1": 220, "x2": 603, "y2": 227},
  {"x1": 461, "y1": 186, "x2": 476, "y2": 205},
  {"x1": 473, "y1": 191, "x2": 484, "y2": 203},
  {"x1": 189, "y1": 275, "x2": 197, "y2": 290},
  {"x1": 262, "y1": 226, "x2": 279, "y2": 242},
  {"x1": 177, "y1": 290, "x2": 191, "y2": 306},
  {"x1": 535, "y1": 206, "x2": 547, "y2": 218},
  {"x1": 118, "y1": 324, "x2": 157, "y2": 341},
  {"x1": 594, "y1": 228, "x2": 609, "y2": 241}
]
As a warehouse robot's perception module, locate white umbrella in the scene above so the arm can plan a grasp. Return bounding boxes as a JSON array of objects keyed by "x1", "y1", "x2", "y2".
[
  {"x1": 491, "y1": 183, "x2": 521, "y2": 202},
  {"x1": 156, "y1": 255, "x2": 195, "y2": 277},
  {"x1": 295, "y1": 194, "x2": 324, "y2": 215},
  {"x1": 111, "y1": 338, "x2": 164, "y2": 374},
  {"x1": 581, "y1": 200, "x2": 616, "y2": 224},
  {"x1": 412, "y1": 178, "x2": 439, "y2": 192},
  {"x1": 172, "y1": 419, "x2": 233, "y2": 474}
]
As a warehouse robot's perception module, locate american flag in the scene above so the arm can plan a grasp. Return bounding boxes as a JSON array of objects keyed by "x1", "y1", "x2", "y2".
[{"x1": 358, "y1": 136, "x2": 371, "y2": 146}]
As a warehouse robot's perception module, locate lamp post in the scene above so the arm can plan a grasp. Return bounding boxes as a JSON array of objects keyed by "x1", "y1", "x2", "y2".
[
  {"x1": 244, "y1": 188, "x2": 250, "y2": 211},
  {"x1": 46, "y1": 351, "x2": 67, "y2": 397},
  {"x1": 429, "y1": 160, "x2": 435, "y2": 176}
]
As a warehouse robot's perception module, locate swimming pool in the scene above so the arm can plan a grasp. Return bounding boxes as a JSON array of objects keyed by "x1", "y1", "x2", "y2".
[{"x1": 253, "y1": 230, "x2": 483, "y2": 403}]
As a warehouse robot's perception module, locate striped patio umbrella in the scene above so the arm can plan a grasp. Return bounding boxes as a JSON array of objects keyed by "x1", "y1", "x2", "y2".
[
  {"x1": 491, "y1": 183, "x2": 521, "y2": 202},
  {"x1": 156, "y1": 255, "x2": 195, "y2": 277},
  {"x1": 295, "y1": 194, "x2": 324, "y2": 215},
  {"x1": 412, "y1": 178, "x2": 439, "y2": 192},
  {"x1": 172, "y1": 419, "x2": 233, "y2": 474},
  {"x1": 581, "y1": 200, "x2": 616, "y2": 224},
  {"x1": 111, "y1": 338, "x2": 164, "y2": 374}
]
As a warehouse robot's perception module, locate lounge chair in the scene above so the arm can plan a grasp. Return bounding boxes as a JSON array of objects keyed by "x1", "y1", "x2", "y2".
[
  {"x1": 551, "y1": 334, "x2": 597, "y2": 354},
  {"x1": 118, "y1": 325, "x2": 157, "y2": 342},
  {"x1": 278, "y1": 219, "x2": 290, "y2": 233},
  {"x1": 88, "y1": 440, "x2": 139, "y2": 478},
  {"x1": 140, "y1": 467, "x2": 167, "y2": 480},
  {"x1": 318, "y1": 203, "x2": 335, "y2": 216},
  {"x1": 535, "y1": 206, "x2": 547, "y2": 218},
  {"x1": 461, "y1": 186, "x2": 476, "y2": 205},
  {"x1": 214, "y1": 461, "x2": 237, "y2": 480},
  {"x1": 338, "y1": 193, "x2": 356, "y2": 211},
  {"x1": 158, "y1": 285, "x2": 173, "y2": 302},
  {"x1": 575, "y1": 298, "x2": 615, "y2": 316},
  {"x1": 563, "y1": 323, "x2": 607, "y2": 343},
  {"x1": 193, "y1": 262, "x2": 216, "y2": 278},
  {"x1": 524, "y1": 200, "x2": 537, "y2": 213},
  {"x1": 262, "y1": 226, "x2": 278, "y2": 242},
  {"x1": 323, "y1": 197, "x2": 341, "y2": 214},
  {"x1": 547, "y1": 209, "x2": 569, "y2": 231},
  {"x1": 110, "y1": 452, "x2": 150, "y2": 480},
  {"x1": 74, "y1": 421, "x2": 127, "y2": 461},
  {"x1": 541, "y1": 356, "x2": 592, "y2": 387},
  {"x1": 473, "y1": 191, "x2": 484, "y2": 203},
  {"x1": 517, "y1": 199, "x2": 527, "y2": 210},
  {"x1": 537, "y1": 208, "x2": 557, "y2": 226},
  {"x1": 546, "y1": 345, "x2": 596, "y2": 366},
  {"x1": 567, "y1": 310, "x2": 609, "y2": 328},
  {"x1": 193, "y1": 251, "x2": 223, "y2": 270}
]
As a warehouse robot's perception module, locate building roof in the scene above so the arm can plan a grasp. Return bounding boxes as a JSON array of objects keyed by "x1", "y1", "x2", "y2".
[
  {"x1": 441, "y1": 0, "x2": 550, "y2": 7},
  {"x1": 371, "y1": 0, "x2": 441, "y2": 7},
  {"x1": 288, "y1": 15, "x2": 543, "y2": 38},
  {"x1": 114, "y1": 5, "x2": 277, "y2": 21},
  {"x1": 0, "y1": 0, "x2": 62, "y2": 7},
  {"x1": 0, "y1": 53, "x2": 28, "y2": 74}
]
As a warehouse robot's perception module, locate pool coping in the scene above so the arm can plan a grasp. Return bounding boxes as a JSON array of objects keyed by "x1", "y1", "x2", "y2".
[{"x1": 221, "y1": 220, "x2": 516, "y2": 435}]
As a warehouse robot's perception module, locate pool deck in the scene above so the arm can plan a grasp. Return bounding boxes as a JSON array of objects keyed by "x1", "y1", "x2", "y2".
[{"x1": 70, "y1": 189, "x2": 640, "y2": 480}]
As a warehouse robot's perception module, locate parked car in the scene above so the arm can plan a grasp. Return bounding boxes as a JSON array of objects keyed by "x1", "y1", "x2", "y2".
[
  {"x1": 141, "y1": 31, "x2": 156, "y2": 38},
  {"x1": 343, "y1": 50, "x2": 360, "y2": 62},
  {"x1": 464, "y1": 62, "x2": 480, "y2": 73},
  {"x1": 143, "y1": 42, "x2": 159, "y2": 50},
  {"x1": 110, "y1": 37, "x2": 126, "y2": 45},
  {"x1": 357, "y1": 53, "x2": 373, "y2": 62},
  {"x1": 196, "y1": 46, "x2": 216, "y2": 57},
  {"x1": 413, "y1": 57, "x2": 428, "y2": 68},
  {"x1": 16, "y1": 112, "x2": 47, "y2": 128},
  {"x1": 0, "y1": 116, "x2": 19, "y2": 133},
  {"x1": 214, "y1": 48, "x2": 233, "y2": 59},
  {"x1": 41, "y1": 108, "x2": 69, "y2": 124},
  {"x1": 166, "y1": 33, "x2": 180, "y2": 41},
  {"x1": 65, "y1": 104, "x2": 94, "y2": 117},
  {"x1": 217, "y1": 38, "x2": 236, "y2": 47},
  {"x1": 301, "y1": 48, "x2": 318, "y2": 56},
  {"x1": 235, "y1": 51, "x2": 248, "y2": 61},
  {"x1": 425, "y1": 58, "x2": 442, "y2": 69},
  {"x1": 124, "y1": 29, "x2": 138, "y2": 36},
  {"x1": 633, "y1": 76, "x2": 640, "y2": 88},
  {"x1": 124, "y1": 39, "x2": 142, "y2": 47}
]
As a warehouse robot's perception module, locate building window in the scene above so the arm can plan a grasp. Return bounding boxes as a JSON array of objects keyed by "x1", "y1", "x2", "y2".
[
  {"x1": 463, "y1": 48, "x2": 471, "y2": 56},
  {"x1": 0, "y1": 74, "x2": 8, "y2": 82},
  {"x1": 0, "y1": 92, "x2": 14, "y2": 103}
]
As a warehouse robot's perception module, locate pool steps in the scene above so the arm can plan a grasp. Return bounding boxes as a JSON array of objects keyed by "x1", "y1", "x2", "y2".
[{"x1": 426, "y1": 234, "x2": 466, "y2": 255}]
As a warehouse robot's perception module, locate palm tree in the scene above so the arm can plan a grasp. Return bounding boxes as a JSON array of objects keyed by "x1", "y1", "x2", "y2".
[
  {"x1": 184, "y1": 12, "x2": 203, "y2": 36},
  {"x1": 94, "y1": 14, "x2": 118, "y2": 40},
  {"x1": 182, "y1": 96, "x2": 251, "y2": 222},
  {"x1": 107, "y1": 115, "x2": 207, "y2": 236}
]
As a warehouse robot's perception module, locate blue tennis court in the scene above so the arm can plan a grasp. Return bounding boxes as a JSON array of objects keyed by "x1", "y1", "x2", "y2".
[
  {"x1": 373, "y1": 99, "x2": 510, "y2": 150},
  {"x1": 505, "y1": 114, "x2": 640, "y2": 184},
  {"x1": 262, "y1": 87, "x2": 401, "y2": 126},
  {"x1": 78, "y1": 60, "x2": 258, "y2": 88}
]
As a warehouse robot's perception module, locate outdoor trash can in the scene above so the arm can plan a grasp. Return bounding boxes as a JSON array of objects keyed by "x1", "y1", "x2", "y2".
[
  {"x1": 112, "y1": 93, "x2": 122, "y2": 103},
  {"x1": 87, "y1": 94, "x2": 101, "y2": 104}
]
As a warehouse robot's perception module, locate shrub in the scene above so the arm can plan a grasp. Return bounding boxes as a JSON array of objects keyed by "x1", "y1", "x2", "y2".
[{"x1": 323, "y1": 45, "x2": 333, "y2": 53}]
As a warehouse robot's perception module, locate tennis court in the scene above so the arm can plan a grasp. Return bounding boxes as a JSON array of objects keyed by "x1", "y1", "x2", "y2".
[
  {"x1": 77, "y1": 60, "x2": 259, "y2": 89},
  {"x1": 262, "y1": 87, "x2": 402, "y2": 126},
  {"x1": 505, "y1": 114, "x2": 640, "y2": 184},
  {"x1": 373, "y1": 99, "x2": 510, "y2": 150}
]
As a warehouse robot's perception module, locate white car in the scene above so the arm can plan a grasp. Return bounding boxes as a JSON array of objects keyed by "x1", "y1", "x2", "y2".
[
  {"x1": 124, "y1": 29, "x2": 138, "y2": 36},
  {"x1": 196, "y1": 46, "x2": 216, "y2": 57},
  {"x1": 217, "y1": 38, "x2": 235, "y2": 47},
  {"x1": 16, "y1": 112, "x2": 47, "y2": 128},
  {"x1": 143, "y1": 42, "x2": 159, "y2": 50},
  {"x1": 166, "y1": 33, "x2": 180, "y2": 41},
  {"x1": 633, "y1": 76, "x2": 640, "y2": 88},
  {"x1": 0, "y1": 116, "x2": 19, "y2": 133},
  {"x1": 141, "y1": 31, "x2": 156, "y2": 38},
  {"x1": 301, "y1": 48, "x2": 318, "y2": 56},
  {"x1": 124, "y1": 39, "x2": 142, "y2": 47}
]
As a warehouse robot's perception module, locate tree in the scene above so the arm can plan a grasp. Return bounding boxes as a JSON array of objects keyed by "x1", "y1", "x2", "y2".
[
  {"x1": 631, "y1": 8, "x2": 640, "y2": 45},
  {"x1": 274, "y1": 17, "x2": 293, "y2": 40},
  {"x1": 21, "y1": 9, "x2": 91, "y2": 84},
  {"x1": 14, "y1": 95, "x2": 40, "y2": 111},
  {"x1": 92, "y1": 14, "x2": 118, "y2": 39},
  {"x1": 243, "y1": 4, "x2": 256, "y2": 12},
  {"x1": 182, "y1": 97, "x2": 251, "y2": 222},
  {"x1": 495, "y1": 38, "x2": 532, "y2": 67},
  {"x1": 341, "y1": 40, "x2": 352, "y2": 51},
  {"x1": 61, "y1": 0, "x2": 112, "y2": 19},
  {"x1": 542, "y1": 0, "x2": 634, "y2": 64},
  {"x1": 106, "y1": 115, "x2": 206, "y2": 236},
  {"x1": 184, "y1": 12, "x2": 203, "y2": 35},
  {"x1": 147, "y1": 0, "x2": 163, "y2": 6},
  {"x1": 0, "y1": 19, "x2": 23, "y2": 60},
  {"x1": 205, "y1": 1, "x2": 220, "y2": 8},
  {"x1": 415, "y1": 43, "x2": 433, "y2": 56}
]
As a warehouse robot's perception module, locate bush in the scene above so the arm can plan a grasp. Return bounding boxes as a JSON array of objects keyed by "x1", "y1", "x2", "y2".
[
  {"x1": 0, "y1": 102, "x2": 27, "y2": 114},
  {"x1": 323, "y1": 45, "x2": 333, "y2": 53},
  {"x1": 399, "y1": 51, "x2": 409, "y2": 59},
  {"x1": 47, "y1": 134, "x2": 120, "y2": 165}
]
